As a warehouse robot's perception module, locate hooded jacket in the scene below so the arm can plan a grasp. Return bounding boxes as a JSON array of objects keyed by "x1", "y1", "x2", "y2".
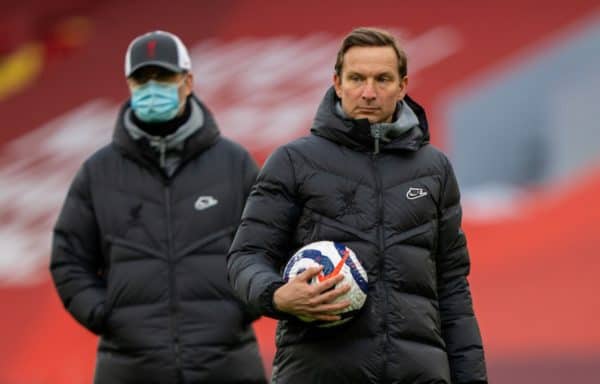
[
  {"x1": 228, "y1": 88, "x2": 487, "y2": 383},
  {"x1": 51, "y1": 95, "x2": 266, "y2": 384}
]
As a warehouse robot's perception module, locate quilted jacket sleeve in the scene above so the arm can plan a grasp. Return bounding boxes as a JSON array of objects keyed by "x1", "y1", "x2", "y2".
[
  {"x1": 241, "y1": 149, "x2": 259, "y2": 200},
  {"x1": 437, "y1": 156, "x2": 488, "y2": 384},
  {"x1": 227, "y1": 146, "x2": 301, "y2": 319},
  {"x1": 50, "y1": 163, "x2": 106, "y2": 334}
]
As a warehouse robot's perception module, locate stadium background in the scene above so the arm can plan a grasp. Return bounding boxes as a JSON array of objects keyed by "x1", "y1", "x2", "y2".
[{"x1": 1, "y1": 0, "x2": 599, "y2": 382}]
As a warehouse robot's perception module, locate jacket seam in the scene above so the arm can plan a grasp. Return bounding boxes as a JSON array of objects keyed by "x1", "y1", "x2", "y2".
[{"x1": 283, "y1": 147, "x2": 298, "y2": 195}]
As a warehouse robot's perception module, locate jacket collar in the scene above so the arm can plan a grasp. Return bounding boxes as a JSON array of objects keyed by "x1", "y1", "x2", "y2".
[
  {"x1": 112, "y1": 93, "x2": 220, "y2": 173},
  {"x1": 310, "y1": 87, "x2": 430, "y2": 153}
]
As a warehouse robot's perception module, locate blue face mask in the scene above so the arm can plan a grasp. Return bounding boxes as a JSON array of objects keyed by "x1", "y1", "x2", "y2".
[{"x1": 131, "y1": 80, "x2": 183, "y2": 123}]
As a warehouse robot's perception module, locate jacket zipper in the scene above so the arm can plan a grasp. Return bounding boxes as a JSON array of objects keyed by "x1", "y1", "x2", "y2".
[
  {"x1": 372, "y1": 126, "x2": 381, "y2": 155},
  {"x1": 371, "y1": 149, "x2": 389, "y2": 382},
  {"x1": 159, "y1": 139, "x2": 167, "y2": 169},
  {"x1": 165, "y1": 186, "x2": 183, "y2": 381}
]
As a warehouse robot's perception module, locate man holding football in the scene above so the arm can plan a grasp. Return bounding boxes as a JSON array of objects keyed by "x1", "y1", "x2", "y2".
[{"x1": 228, "y1": 27, "x2": 487, "y2": 383}]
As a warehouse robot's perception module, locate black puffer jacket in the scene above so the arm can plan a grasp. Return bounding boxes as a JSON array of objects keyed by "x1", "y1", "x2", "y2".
[
  {"x1": 51, "y1": 96, "x2": 266, "y2": 384},
  {"x1": 228, "y1": 88, "x2": 487, "y2": 383}
]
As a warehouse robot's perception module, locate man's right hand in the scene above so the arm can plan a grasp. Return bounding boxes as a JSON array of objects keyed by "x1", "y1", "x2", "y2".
[{"x1": 273, "y1": 266, "x2": 351, "y2": 322}]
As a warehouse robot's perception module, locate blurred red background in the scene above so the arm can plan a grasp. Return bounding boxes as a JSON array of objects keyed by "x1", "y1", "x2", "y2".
[{"x1": 1, "y1": 1, "x2": 599, "y2": 383}]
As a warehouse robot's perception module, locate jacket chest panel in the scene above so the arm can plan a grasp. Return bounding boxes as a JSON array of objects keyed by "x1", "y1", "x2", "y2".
[
  {"x1": 291, "y1": 151, "x2": 443, "y2": 278},
  {"x1": 296, "y1": 154, "x2": 442, "y2": 229},
  {"x1": 301, "y1": 172, "x2": 376, "y2": 227},
  {"x1": 381, "y1": 175, "x2": 441, "y2": 234},
  {"x1": 94, "y1": 166, "x2": 239, "y2": 262}
]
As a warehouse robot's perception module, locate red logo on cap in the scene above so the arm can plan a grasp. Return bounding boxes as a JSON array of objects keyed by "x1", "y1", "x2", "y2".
[{"x1": 147, "y1": 40, "x2": 157, "y2": 58}]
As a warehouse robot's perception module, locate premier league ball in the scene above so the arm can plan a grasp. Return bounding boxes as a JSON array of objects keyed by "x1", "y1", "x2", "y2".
[{"x1": 283, "y1": 241, "x2": 368, "y2": 327}]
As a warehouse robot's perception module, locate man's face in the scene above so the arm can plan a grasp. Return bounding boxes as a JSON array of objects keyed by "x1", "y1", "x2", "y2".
[
  {"x1": 127, "y1": 66, "x2": 193, "y2": 112},
  {"x1": 334, "y1": 46, "x2": 407, "y2": 124}
]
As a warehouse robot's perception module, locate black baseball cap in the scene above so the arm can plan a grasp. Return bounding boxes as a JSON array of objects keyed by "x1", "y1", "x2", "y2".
[{"x1": 124, "y1": 30, "x2": 191, "y2": 77}]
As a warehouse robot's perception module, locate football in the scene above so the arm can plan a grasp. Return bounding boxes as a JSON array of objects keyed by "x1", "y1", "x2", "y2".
[{"x1": 282, "y1": 241, "x2": 368, "y2": 327}]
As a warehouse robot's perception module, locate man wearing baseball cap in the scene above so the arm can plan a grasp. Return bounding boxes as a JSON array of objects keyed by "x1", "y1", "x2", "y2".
[{"x1": 51, "y1": 30, "x2": 267, "y2": 383}]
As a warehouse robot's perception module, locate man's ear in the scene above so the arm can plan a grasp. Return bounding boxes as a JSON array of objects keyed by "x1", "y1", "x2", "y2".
[
  {"x1": 183, "y1": 72, "x2": 194, "y2": 96},
  {"x1": 126, "y1": 78, "x2": 137, "y2": 94},
  {"x1": 333, "y1": 73, "x2": 342, "y2": 98},
  {"x1": 397, "y1": 75, "x2": 408, "y2": 101}
]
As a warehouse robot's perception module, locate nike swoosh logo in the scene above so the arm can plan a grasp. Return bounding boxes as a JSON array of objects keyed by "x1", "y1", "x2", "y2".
[
  {"x1": 194, "y1": 196, "x2": 218, "y2": 211},
  {"x1": 317, "y1": 248, "x2": 350, "y2": 283},
  {"x1": 406, "y1": 187, "x2": 428, "y2": 200}
]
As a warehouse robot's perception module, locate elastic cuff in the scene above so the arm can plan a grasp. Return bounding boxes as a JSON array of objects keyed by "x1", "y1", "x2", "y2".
[{"x1": 259, "y1": 281, "x2": 294, "y2": 320}]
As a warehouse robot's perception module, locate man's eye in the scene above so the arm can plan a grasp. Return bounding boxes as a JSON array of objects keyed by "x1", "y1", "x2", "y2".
[
  {"x1": 132, "y1": 74, "x2": 150, "y2": 83},
  {"x1": 155, "y1": 74, "x2": 176, "y2": 82}
]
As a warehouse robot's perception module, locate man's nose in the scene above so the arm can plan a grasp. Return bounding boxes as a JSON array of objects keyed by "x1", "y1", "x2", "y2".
[{"x1": 361, "y1": 80, "x2": 376, "y2": 100}]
